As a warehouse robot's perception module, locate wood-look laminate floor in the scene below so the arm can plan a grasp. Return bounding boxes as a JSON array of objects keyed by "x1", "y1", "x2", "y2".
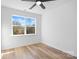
[{"x1": 1, "y1": 43, "x2": 76, "y2": 59}]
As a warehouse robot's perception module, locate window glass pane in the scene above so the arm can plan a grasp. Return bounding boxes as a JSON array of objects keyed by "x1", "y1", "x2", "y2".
[
  {"x1": 25, "y1": 18, "x2": 35, "y2": 26},
  {"x1": 12, "y1": 15, "x2": 24, "y2": 25},
  {"x1": 12, "y1": 15, "x2": 36, "y2": 26},
  {"x1": 13, "y1": 26, "x2": 24, "y2": 35},
  {"x1": 26, "y1": 27, "x2": 35, "y2": 34}
]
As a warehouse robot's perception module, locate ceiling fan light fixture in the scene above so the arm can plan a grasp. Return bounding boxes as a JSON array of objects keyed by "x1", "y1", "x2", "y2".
[{"x1": 36, "y1": 1, "x2": 42, "y2": 6}]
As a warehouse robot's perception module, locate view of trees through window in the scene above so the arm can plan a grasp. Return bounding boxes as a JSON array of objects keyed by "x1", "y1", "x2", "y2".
[{"x1": 12, "y1": 15, "x2": 36, "y2": 35}]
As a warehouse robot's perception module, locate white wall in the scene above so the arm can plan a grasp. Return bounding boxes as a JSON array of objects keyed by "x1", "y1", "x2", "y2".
[
  {"x1": 42, "y1": 0, "x2": 77, "y2": 56},
  {"x1": 1, "y1": 6, "x2": 41, "y2": 50}
]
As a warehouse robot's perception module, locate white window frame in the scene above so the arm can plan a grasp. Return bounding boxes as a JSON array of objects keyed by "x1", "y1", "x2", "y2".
[{"x1": 11, "y1": 15, "x2": 36, "y2": 36}]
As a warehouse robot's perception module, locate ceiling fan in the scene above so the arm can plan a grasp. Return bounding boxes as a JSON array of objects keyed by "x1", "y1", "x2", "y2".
[{"x1": 22, "y1": 0, "x2": 55, "y2": 9}]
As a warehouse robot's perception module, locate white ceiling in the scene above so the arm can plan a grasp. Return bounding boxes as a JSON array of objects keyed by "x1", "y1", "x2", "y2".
[{"x1": 1, "y1": 0, "x2": 72, "y2": 14}]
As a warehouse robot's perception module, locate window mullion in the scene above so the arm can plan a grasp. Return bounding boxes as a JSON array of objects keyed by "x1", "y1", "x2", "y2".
[{"x1": 24, "y1": 26, "x2": 26, "y2": 35}]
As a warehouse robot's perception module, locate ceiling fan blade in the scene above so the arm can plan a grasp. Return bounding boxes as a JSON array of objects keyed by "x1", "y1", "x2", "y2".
[
  {"x1": 22, "y1": 0, "x2": 55, "y2": 2},
  {"x1": 43, "y1": 0, "x2": 55, "y2": 2},
  {"x1": 36, "y1": 0, "x2": 55, "y2": 2},
  {"x1": 22, "y1": 0, "x2": 36, "y2": 2},
  {"x1": 29, "y1": 3, "x2": 36, "y2": 9},
  {"x1": 39, "y1": 3, "x2": 45, "y2": 9}
]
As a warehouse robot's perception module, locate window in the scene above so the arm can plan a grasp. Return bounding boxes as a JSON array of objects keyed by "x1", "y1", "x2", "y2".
[{"x1": 11, "y1": 15, "x2": 36, "y2": 35}]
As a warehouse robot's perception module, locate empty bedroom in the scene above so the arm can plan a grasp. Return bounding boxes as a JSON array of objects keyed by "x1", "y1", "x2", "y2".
[{"x1": 1, "y1": 0, "x2": 77, "y2": 59}]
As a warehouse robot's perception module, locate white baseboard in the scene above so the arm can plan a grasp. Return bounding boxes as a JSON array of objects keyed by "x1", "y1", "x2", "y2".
[{"x1": 42, "y1": 41, "x2": 77, "y2": 57}]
